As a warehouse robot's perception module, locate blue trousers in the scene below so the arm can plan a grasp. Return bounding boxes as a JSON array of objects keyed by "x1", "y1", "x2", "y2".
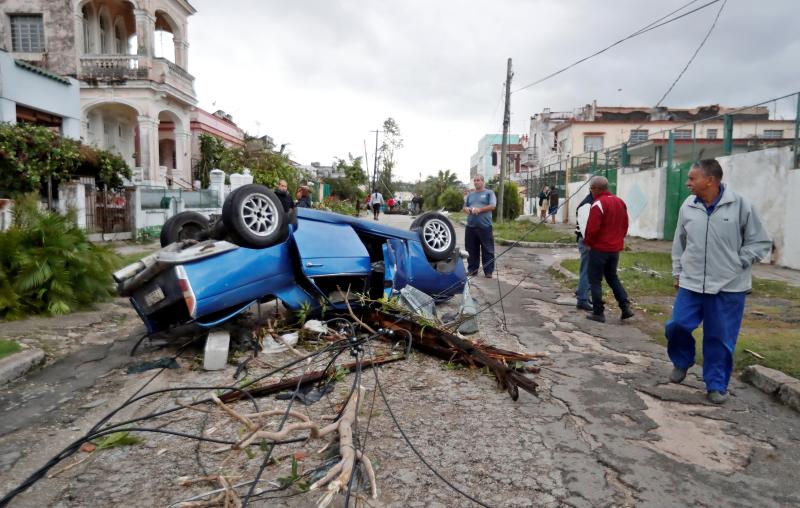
[
  {"x1": 576, "y1": 237, "x2": 591, "y2": 304},
  {"x1": 465, "y1": 225, "x2": 495, "y2": 276},
  {"x1": 665, "y1": 288, "x2": 746, "y2": 393}
]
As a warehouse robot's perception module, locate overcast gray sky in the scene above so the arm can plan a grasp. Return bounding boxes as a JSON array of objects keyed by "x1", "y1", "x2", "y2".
[{"x1": 187, "y1": 0, "x2": 800, "y2": 183}]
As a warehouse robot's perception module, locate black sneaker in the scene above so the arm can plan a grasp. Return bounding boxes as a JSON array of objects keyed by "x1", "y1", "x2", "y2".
[
  {"x1": 576, "y1": 302, "x2": 594, "y2": 311},
  {"x1": 620, "y1": 306, "x2": 634, "y2": 320},
  {"x1": 586, "y1": 313, "x2": 606, "y2": 323}
]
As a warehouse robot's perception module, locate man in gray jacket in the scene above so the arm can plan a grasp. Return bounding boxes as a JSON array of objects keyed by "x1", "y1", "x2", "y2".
[{"x1": 666, "y1": 158, "x2": 771, "y2": 404}]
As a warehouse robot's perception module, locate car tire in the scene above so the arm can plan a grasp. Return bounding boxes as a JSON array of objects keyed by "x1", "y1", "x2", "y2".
[
  {"x1": 222, "y1": 184, "x2": 288, "y2": 248},
  {"x1": 159, "y1": 211, "x2": 210, "y2": 247},
  {"x1": 413, "y1": 212, "x2": 456, "y2": 261}
]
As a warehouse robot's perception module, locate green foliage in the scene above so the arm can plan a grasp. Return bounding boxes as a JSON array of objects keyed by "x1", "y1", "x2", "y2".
[
  {"x1": 328, "y1": 365, "x2": 348, "y2": 383},
  {"x1": 0, "y1": 123, "x2": 131, "y2": 196},
  {"x1": 438, "y1": 187, "x2": 464, "y2": 211},
  {"x1": 0, "y1": 123, "x2": 80, "y2": 196},
  {"x1": 94, "y1": 149, "x2": 132, "y2": 189},
  {"x1": 0, "y1": 339, "x2": 22, "y2": 359},
  {"x1": 420, "y1": 170, "x2": 461, "y2": 211},
  {"x1": 95, "y1": 431, "x2": 143, "y2": 450},
  {"x1": 319, "y1": 196, "x2": 358, "y2": 217},
  {"x1": 492, "y1": 220, "x2": 574, "y2": 244},
  {"x1": 0, "y1": 194, "x2": 120, "y2": 320},
  {"x1": 196, "y1": 133, "x2": 302, "y2": 191},
  {"x1": 487, "y1": 179, "x2": 523, "y2": 221},
  {"x1": 329, "y1": 155, "x2": 366, "y2": 202}
]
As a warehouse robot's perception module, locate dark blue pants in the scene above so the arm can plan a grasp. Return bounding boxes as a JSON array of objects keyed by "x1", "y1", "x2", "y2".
[
  {"x1": 465, "y1": 225, "x2": 495, "y2": 276},
  {"x1": 576, "y1": 237, "x2": 591, "y2": 305},
  {"x1": 588, "y1": 250, "x2": 629, "y2": 315},
  {"x1": 665, "y1": 288, "x2": 746, "y2": 393}
]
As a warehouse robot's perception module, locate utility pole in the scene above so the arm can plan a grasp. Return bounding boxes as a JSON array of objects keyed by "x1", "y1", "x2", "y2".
[
  {"x1": 498, "y1": 57, "x2": 513, "y2": 223},
  {"x1": 363, "y1": 139, "x2": 370, "y2": 195},
  {"x1": 370, "y1": 129, "x2": 381, "y2": 197}
]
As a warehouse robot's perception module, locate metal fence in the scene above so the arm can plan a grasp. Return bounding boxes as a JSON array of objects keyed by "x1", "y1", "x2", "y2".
[{"x1": 521, "y1": 91, "x2": 800, "y2": 189}]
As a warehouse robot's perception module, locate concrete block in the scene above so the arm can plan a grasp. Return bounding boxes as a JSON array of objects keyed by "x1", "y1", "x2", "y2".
[
  {"x1": 0, "y1": 348, "x2": 45, "y2": 385},
  {"x1": 778, "y1": 381, "x2": 800, "y2": 412},
  {"x1": 203, "y1": 330, "x2": 230, "y2": 371},
  {"x1": 741, "y1": 365, "x2": 796, "y2": 394}
]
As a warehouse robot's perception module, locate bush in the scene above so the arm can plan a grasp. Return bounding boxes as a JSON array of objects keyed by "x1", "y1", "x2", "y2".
[
  {"x1": 488, "y1": 180, "x2": 523, "y2": 221},
  {"x1": 438, "y1": 187, "x2": 464, "y2": 211},
  {"x1": 0, "y1": 194, "x2": 120, "y2": 319},
  {"x1": 318, "y1": 197, "x2": 357, "y2": 217}
]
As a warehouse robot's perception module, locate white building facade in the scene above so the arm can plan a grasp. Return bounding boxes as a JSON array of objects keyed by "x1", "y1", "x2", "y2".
[{"x1": 0, "y1": 0, "x2": 198, "y2": 187}]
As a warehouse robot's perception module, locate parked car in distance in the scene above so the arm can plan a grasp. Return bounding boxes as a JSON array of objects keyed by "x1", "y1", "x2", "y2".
[{"x1": 114, "y1": 185, "x2": 467, "y2": 336}]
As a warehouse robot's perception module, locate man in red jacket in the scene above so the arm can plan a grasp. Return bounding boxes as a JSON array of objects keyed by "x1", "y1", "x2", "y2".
[{"x1": 583, "y1": 176, "x2": 634, "y2": 323}]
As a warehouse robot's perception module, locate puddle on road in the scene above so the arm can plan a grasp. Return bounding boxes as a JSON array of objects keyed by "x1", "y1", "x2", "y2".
[{"x1": 633, "y1": 392, "x2": 772, "y2": 474}]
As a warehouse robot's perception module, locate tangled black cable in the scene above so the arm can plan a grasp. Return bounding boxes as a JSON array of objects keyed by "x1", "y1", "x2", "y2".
[{"x1": 0, "y1": 337, "x2": 354, "y2": 506}]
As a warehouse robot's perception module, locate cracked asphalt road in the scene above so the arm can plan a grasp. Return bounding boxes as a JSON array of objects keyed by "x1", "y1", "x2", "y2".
[{"x1": 1, "y1": 213, "x2": 799, "y2": 507}]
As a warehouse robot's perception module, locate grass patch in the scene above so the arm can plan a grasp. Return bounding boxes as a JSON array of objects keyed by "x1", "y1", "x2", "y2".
[
  {"x1": 0, "y1": 339, "x2": 22, "y2": 359},
  {"x1": 557, "y1": 251, "x2": 800, "y2": 378},
  {"x1": 493, "y1": 220, "x2": 574, "y2": 244},
  {"x1": 113, "y1": 249, "x2": 160, "y2": 270}
]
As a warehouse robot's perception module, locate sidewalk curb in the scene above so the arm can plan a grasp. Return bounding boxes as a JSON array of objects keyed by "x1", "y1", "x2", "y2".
[
  {"x1": 456, "y1": 220, "x2": 575, "y2": 250},
  {"x1": 0, "y1": 348, "x2": 45, "y2": 385},
  {"x1": 496, "y1": 238, "x2": 576, "y2": 249},
  {"x1": 741, "y1": 365, "x2": 800, "y2": 412}
]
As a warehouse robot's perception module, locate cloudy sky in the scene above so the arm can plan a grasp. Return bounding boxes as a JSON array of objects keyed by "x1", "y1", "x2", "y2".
[{"x1": 187, "y1": 0, "x2": 800, "y2": 183}]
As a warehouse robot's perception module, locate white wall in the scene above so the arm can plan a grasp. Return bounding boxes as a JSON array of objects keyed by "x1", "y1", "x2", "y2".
[
  {"x1": 0, "y1": 51, "x2": 81, "y2": 138},
  {"x1": 617, "y1": 166, "x2": 667, "y2": 240},
  {"x1": 718, "y1": 146, "x2": 797, "y2": 268}
]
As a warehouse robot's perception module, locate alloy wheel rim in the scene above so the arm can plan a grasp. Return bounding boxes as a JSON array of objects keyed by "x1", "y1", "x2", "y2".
[
  {"x1": 241, "y1": 193, "x2": 279, "y2": 237},
  {"x1": 423, "y1": 219, "x2": 451, "y2": 252}
]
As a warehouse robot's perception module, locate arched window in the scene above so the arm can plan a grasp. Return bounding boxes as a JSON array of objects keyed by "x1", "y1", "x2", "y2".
[
  {"x1": 114, "y1": 22, "x2": 125, "y2": 54},
  {"x1": 82, "y1": 7, "x2": 93, "y2": 53},
  {"x1": 99, "y1": 15, "x2": 108, "y2": 53}
]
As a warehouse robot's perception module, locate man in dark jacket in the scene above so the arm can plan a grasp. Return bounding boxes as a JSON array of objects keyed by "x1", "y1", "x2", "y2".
[
  {"x1": 583, "y1": 176, "x2": 633, "y2": 323},
  {"x1": 274, "y1": 180, "x2": 294, "y2": 212}
]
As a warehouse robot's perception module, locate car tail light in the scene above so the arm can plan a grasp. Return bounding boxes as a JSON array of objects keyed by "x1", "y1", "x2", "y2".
[{"x1": 174, "y1": 265, "x2": 196, "y2": 318}]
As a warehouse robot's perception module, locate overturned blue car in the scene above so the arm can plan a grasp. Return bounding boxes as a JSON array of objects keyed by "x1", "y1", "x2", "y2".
[{"x1": 114, "y1": 184, "x2": 466, "y2": 336}]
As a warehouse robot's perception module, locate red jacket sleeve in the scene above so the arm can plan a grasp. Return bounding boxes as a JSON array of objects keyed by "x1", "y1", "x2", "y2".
[{"x1": 583, "y1": 200, "x2": 603, "y2": 248}]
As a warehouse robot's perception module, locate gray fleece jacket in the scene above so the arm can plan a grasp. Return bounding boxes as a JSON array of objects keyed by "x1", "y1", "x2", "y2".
[{"x1": 672, "y1": 186, "x2": 771, "y2": 294}]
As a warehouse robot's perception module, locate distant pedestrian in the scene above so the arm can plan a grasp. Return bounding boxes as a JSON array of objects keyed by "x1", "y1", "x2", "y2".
[
  {"x1": 387, "y1": 197, "x2": 396, "y2": 210},
  {"x1": 583, "y1": 176, "x2": 633, "y2": 323},
  {"x1": 295, "y1": 185, "x2": 311, "y2": 208},
  {"x1": 417, "y1": 194, "x2": 425, "y2": 213},
  {"x1": 274, "y1": 180, "x2": 294, "y2": 212},
  {"x1": 368, "y1": 191, "x2": 384, "y2": 220},
  {"x1": 548, "y1": 187, "x2": 560, "y2": 223},
  {"x1": 574, "y1": 190, "x2": 594, "y2": 311},
  {"x1": 538, "y1": 185, "x2": 550, "y2": 220},
  {"x1": 665, "y1": 159, "x2": 771, "y2": 404},
  {"x1": 463, "y1": 175, "x2": 496, "y2": 278}
]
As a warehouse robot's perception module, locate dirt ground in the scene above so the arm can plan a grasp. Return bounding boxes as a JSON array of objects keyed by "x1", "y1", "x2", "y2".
[{"x1": 2, "y1": 215, "x2": 800, "y2": 507}]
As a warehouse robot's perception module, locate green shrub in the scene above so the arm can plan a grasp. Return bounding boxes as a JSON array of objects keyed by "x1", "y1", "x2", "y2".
[
  {"x1": 438, "y1": 187, "x2": 464, "y2": 212},
  {"x1": 318, "y1": 197, "x2": 357, "y2": 217},
  {"x1": 488, "y1": 180, "x2": 523, "y2": 221},
  {"x1": 0, "y1": 194, "x2": 120, "y2": 319}
]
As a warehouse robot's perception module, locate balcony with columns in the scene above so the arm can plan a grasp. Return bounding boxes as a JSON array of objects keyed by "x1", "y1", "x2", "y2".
[{"x1": 76, "y1": 1, "x2": 195, "y2": 101}]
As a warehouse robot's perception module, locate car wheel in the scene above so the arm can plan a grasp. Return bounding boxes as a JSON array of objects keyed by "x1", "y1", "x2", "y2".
[
  {"x1": 414, "y1": 212, "x2": 456, "y2": 261},
  {"x1": 160, "y1": 211, "x2": 210, "y2": 247},
  {"x1": 222, "y1": 184, "x2": 287, "y2": 248}
]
